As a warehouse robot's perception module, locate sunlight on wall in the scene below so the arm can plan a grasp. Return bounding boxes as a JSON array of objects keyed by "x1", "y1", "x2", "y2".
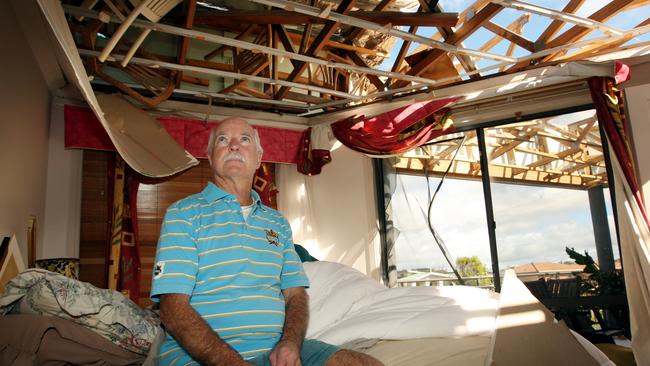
[{"x1": 496, "y1": 308, "x2": 548, "y2": 329}]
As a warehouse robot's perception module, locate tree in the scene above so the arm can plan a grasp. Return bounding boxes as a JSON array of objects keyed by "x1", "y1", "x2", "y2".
[{"x1": 456, "y1": 256, "x2": 493, "y2": 286}]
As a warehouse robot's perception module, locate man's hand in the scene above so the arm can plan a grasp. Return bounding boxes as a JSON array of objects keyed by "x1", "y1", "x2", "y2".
[
  {"x1": 269, "y1": 340, "x2": 302, "y2": 366},
  {"x1": 160, "y1": 294, "x2": 251, "y2": 366}
]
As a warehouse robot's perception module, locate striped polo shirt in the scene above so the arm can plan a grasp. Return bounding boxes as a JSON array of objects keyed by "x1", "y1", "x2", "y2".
[{"x1": 150, "y1": 182, "x2": 309, "y2": 365}]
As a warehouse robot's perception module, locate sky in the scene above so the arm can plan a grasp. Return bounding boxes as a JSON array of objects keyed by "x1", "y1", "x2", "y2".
[
  {"x1": 391, "y1": 109, "x2": 620, "y2": 272},
  {"x1": 392, "y1": 173, "x2": 619, "y2": 271},
  {"x1": 378, "y1": 0, "x2": 650, "y2": 73}
]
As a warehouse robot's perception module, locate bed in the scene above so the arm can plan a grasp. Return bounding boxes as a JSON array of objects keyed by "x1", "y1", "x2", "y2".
[
  {"x1": 0, "y1": 263, "x2": 615, "y2": 365},
  {"x1": 303, "y1": 261, "x2": 614, "y2": 366}
]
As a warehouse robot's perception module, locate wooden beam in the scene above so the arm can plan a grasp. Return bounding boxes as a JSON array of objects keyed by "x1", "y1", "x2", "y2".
[
  {"x1": 393, "y1": 3, "x2": 503, "y2": 87},
  {"x1": 535, "y1": 0, "x2": 585, "y2": 46},
  {"x1": 285, "y1": 91, "x2": 329, "y2": 104},
  {"x1": 284, "y1": 30, "x2": 388, "y2": 57},
  {"x1": 275, "y1": 0, "x2": 357, "y2": 100},
  {"x1": 556, "y1": 17, "x2": 650, "y2": 61},
  {"x1": 386, "y1": 5, "x2": 423, "y2": 85},
  {"x1": 177, "y1": 0, "x2": 196, "y2": 66},
  {"x1": 193, "y1": 10, "x2": 458, "y2": 27},
  {"x1": 509, "y1": 0, "x2": 634, "y2": 71},
  {"x1": 344, "y1": 0, "x2": 394, "y2": 42},
  {"x1": 483, "y1": 19, "x2": 534, "y2": 53},
  {"x1": 344, "y1": 51, "x2": 386, "y2": 91},
  {"x1": 272, "y1": 24, "x2": 300, "y2": 69},
  {"x1": 237, "y1": 85, "x2": 271, "y2": 99},
  {"x1": 184, "y1": 58, "x2": 234, "y2": 71},
  {"x1": 219, "y1": 57, "x2": 269, "y2": 94},
  {"x1": 181, "y1": 74, "x2": 209, "y2": 86},
  {"x1": 204, "y1": 24, "x2": 257, "y2": 61}
]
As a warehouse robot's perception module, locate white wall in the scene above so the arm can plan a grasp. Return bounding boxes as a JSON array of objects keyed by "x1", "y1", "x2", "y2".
[
  {"x1": 41, "y1": 102, "x2": 83, "y2": 259},
  {"x1": 0, "y1": 1, "x2": 51, "y2": 261},
  {"x1": 277, "y1": 145, "x2": 382, "y2": 280}
]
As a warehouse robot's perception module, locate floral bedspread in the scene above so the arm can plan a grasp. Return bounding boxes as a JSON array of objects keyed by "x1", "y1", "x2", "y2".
[{"x1": 0, "y1": 269, "x2": 159, "y2": 356}]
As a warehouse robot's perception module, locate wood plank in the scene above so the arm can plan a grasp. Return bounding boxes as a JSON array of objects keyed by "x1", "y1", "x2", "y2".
[
  {"x1": 393, "y1": 2, "x2": 503, "y2": 87},
  {"x1": 545, "y1": 0, "x2": 634, "y2": 50},
  {"x1": 285, "y1": 91, "x2": 329, "y2": 104},
  {"x1": 535, "y1": 0, "x2": 585, "y2": 46},
  {"x1": 203, "y1": 24, "x2": 257, "y2": 61},
  {"x1": 344, "y1": 51, "x2": 385, "y2": 91},
  {"x1": 508, "y1": 0, "x2": 634, "y2": 71},
  {"x1": 483, "y1": 20, "x2": 534, "y2": 53},
  {"x1": 193, "y1": 10, "x2": 458, "y2": 27},
  {"x1": 272, "y1": 24, "x2": 300, "y2": 69},
  {"x1": 177, "y1": 0, "x2": 196, "y2": 66},
  {"x1": 344, "y1": 0, "x2": 394, "y2": 42},
  {"x1": 275, "y1": 0, "x2": 357, "y2": 100}
]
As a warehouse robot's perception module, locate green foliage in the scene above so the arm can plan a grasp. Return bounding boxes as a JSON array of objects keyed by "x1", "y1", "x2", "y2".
[
  {"x1": 565, "y1": 247, "x2": 625, "y2": 296},
  {"x1": 456, "y1": 256, "x2": 493, "y2": 286}
]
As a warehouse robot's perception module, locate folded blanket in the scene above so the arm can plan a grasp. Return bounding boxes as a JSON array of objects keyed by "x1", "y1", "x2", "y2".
[
  {"x1": 304, "y1": 261, "x2": 499, "y2": 345},
  {"x1": 0, "y1": 269, "x2": 159, "y2": 356}
]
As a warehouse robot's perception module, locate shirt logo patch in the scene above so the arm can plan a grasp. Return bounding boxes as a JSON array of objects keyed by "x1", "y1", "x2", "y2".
[
  {"x1": 153, "y1": 262, "x2": 165, "y2": 279},
  {"x1": 265, "y1": 229, "x2": 280, "y2": 246}
]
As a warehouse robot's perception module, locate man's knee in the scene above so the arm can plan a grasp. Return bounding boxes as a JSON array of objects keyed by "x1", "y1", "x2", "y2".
[{"x1": 326, "y1": 349, "x2": 384, "y2": 366}]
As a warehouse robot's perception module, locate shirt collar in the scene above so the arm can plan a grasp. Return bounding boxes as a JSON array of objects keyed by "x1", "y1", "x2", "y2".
[{"x1": 202, "y1": 181, "x2": 263, "y2": 207}]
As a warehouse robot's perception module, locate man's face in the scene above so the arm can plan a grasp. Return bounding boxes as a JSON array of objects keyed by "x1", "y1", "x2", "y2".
[{"x1": 210, "y1": 119, "x2": 261, "y2": 180}]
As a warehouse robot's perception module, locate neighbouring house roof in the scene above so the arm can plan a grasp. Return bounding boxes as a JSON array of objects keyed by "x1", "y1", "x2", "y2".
[{"x1": 513, "y1": 262, "x2": 585, "y2": 274}]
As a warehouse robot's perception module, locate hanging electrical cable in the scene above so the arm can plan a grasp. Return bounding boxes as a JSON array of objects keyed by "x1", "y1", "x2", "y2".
[{"x1": 419, "y1": 135, "x2": 467, "y2": 285}]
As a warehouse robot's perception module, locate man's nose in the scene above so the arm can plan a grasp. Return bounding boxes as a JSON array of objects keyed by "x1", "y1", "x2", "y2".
[{"x1": 228, "y1": 139, "x2": 240, "y2": 150}]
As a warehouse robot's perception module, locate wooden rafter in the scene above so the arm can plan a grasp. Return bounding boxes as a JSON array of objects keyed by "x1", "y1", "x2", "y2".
[
  {"x1": 393, "y1": 3, "x2": 503, "y2": 88},
  {"x1": 204, "y1": 24, "x2": 257, "y2": 61},
  {"x1": 344, "y1": 0, "x2": 394, "y2": 43},
  {"x1": 509, "y1": 0, "x2": 636, "y2": 71},
  {"x1": 193, "y1": 10, "x2": 458, "y2": 27},
  {"x1": 556, "y1": 17, "x2": 650, "y2": 61},
  {"x1": 483, "y1": 17, "x2": 534, "y2": 53},
  {"x1": 395, "y1": 112, "x2": 608, "y2": 189},
  {"x1": 274, "y1": 0, "x2": 357, "y2": 100},
  {"x1": 64, "y1": 0, "x2": 650, "y2": 115},
  {"x1": 480, "y1": 14, "x2": 530, "y2": 53}
]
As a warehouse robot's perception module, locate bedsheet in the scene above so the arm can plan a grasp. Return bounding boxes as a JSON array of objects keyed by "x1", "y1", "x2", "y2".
[{"x1": 304, "y1": 261, "x2": 499, "y2": 345}]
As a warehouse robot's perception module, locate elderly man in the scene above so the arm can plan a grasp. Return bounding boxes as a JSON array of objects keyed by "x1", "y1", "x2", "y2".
[{"x1": 151, "y1": 118, "x2": 383, "y2": 366}]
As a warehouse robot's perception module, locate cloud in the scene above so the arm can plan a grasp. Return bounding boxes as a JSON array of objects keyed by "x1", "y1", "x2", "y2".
[{"x1": 393, "y1": 174, "x2": 615, "y2": 272}]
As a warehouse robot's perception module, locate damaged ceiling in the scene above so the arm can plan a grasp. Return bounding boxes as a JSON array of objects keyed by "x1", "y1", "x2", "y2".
[
  {"x1": 59, "y1": 0, "x2": 650, "y2": 117},
  {"x1": 32, "y1": 0, "x2": 650, "y2": 183}
]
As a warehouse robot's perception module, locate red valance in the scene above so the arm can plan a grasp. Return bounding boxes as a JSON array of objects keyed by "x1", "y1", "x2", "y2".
[
  {"x1": 331, "y1": 97, "x2": 462, "y2": 155},
  {"x1": 64, "y1": 105, "x2": 304, "y2": 164}
]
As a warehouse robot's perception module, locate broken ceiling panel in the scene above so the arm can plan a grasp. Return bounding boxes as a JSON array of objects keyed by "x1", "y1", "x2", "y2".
[{"x1": 55, "y1": 0, "x2": 649, "y2": 118}]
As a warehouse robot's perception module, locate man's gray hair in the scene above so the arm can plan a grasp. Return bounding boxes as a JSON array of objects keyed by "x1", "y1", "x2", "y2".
[{"x1": 206, "y1": 124, "x2": 264, "y2": 164}]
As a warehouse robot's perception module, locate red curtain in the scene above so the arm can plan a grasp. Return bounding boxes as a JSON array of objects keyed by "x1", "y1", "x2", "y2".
[
  {"x1": 253, "y1": 163, "x2": 279, "y2": 209},
  {"x1": 331, "y1": 97, "x2": 461, "y2": 155},
  {"x1": 107, "y1": 154, "x2": 142, "y2": 303},
  {"x1": 64, "y1": 106, "x2": 304, "y2": 164},
  {"x1": 588, "y1": 76, "x2": 649, "y2": 228},
  {"x1": 297, "y1": 127, "x2": 332, "y2": 176}
]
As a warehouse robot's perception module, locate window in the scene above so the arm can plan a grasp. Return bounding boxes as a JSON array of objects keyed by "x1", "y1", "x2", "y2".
[{"x1": 385, "y1": 108, "x2": 620, "y2": 289}]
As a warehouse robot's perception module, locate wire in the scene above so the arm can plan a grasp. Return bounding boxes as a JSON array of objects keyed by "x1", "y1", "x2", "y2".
[{"x1": 422, "y1": 136, "x2": 467, "y2": 284}]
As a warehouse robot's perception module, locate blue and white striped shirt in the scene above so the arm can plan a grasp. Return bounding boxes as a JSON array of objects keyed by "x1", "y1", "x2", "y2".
[{"x1": 151, "y1": 182, "x2": 309, "y2": 365}]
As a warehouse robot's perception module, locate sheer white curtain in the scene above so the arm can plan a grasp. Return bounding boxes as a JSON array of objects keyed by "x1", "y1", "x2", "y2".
[
  {"x1": 276, "y1": 145, "x2": 382, "y2": 280},
  {"x1": 611, "y1": 142, "x2": 650, "y2": 365}
]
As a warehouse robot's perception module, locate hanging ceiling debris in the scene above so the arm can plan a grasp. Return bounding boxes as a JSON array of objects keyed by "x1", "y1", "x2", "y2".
[{"x1": 59, "y1": 0, "x2": 650, "y2": 117}]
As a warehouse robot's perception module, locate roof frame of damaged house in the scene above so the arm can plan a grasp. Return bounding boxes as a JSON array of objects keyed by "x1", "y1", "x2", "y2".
[{"x1": 58, "y1": 0, "x2": 650, "y2": 187}]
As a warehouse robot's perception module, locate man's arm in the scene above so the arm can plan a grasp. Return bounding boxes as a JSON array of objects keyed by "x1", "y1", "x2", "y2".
[
  {"x1": 269, "y1": 287, "x2": 309, "y2": 366},
  {"x1": 159, "y1": 293, "x2": 251, "y2": 366}
]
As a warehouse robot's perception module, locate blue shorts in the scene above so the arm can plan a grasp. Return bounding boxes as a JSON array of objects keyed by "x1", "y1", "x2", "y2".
[{"x1": 248, "y1": 339, "x2": 340, "y2": 366}]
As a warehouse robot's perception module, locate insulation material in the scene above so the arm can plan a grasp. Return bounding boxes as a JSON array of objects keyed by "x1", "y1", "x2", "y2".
[
  {"x1": 97, "y1": 94, "x2": 198, "y2": 177},
  {"x1": 36, "y1": 0, "x2": 198, "y2": 178}
]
